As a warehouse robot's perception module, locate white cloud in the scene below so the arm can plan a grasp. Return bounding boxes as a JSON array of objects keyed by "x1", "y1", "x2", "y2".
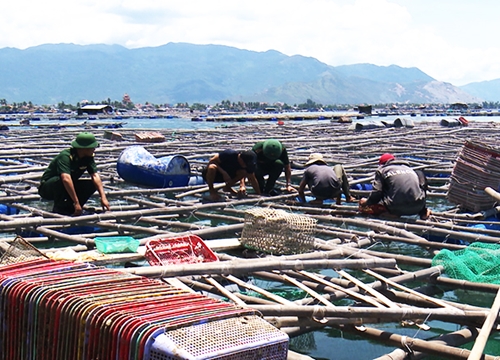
[{"x1": 1, "y1": 0, "x2": 500, "y2": 85}]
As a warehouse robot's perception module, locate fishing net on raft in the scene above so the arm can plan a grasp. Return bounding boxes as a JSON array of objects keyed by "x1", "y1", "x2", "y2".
[{"x1": 431, "y1": 242, "x2": 500, "y2": 284}]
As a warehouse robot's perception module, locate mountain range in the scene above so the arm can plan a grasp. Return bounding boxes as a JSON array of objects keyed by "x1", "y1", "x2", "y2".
[{"x1": 0, "y1": 42, "x2": 497, "y2": 106}]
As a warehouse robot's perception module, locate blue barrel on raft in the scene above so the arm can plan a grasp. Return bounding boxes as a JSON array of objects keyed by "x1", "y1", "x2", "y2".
[{"x1": 117, "y1": 146, "x2": 191, "y2": 188}]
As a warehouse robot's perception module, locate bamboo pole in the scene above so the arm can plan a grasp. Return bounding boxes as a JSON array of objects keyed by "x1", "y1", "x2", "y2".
[
  {"x1": 348, "y1": 325, "x2": 499, "y2": 360},
  {"x1": 202, "y1": 275, "x2": 248, "y2": 307},
  {"x1": 223, "y1": 274, "x2": 295, "y2": 305},
  {"x1": 336, "y1": 269, "x2": 400, "y2": 309},
  {"x1": 485, "y1": 186, "x2": 500, "y2": 202},
  {"x1": 376, "y1": 328, "x2": 479, "y2": 360},
  {"x1": 278, "y1": 272, "x2": 337, "y2": 307},
  {"x1": 297, "y1": 270, "x2": 386, "y2": 308},
  {"x1": 467, "y1": 288, "x2": 500, "y2": 360},
  {"x1": 363, "y1": 269, "x2": 458, "y2": 309},
  {"x1": 122, "y1": 257, "x2": 397, "y2": 278},
  {"x1": 175, "y1": 183, "x2": 225, "y2": 198},
  {"x1": 249, "y1": 304, "x2": 486, "y2": 324}
]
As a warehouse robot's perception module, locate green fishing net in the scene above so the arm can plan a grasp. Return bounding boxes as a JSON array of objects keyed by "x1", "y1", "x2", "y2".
[{"x1": 432, "y1": 242, "x2": 500, "y2": 284}]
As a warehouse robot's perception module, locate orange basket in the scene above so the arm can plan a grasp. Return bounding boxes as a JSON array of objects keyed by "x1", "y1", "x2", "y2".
[{"x1": 145, "y1": 235, "x2": 219, "y2": 266}]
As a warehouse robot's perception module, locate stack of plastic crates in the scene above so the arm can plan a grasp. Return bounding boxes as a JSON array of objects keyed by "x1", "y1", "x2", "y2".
[
  {"x1": 0, "y1": 258, "x2": 289, "y2": 359},
  {"x1": 0, "y1": 259, "x2": 288, "y2": 360}
]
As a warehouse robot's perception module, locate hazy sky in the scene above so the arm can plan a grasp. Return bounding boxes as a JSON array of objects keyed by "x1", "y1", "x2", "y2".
[{"x1": 2, "y1": 0, "x2": 499, "y2": 86}]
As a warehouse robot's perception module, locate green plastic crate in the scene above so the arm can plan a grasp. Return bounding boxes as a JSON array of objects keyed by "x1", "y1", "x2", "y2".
[{"x1": 94, "y1": 236, "x2": 140, "y2": 254}]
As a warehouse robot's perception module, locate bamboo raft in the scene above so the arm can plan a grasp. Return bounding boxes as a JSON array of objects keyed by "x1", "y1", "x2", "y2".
[{"x1": 1, "y1": 119, "x2": 500, "y2": 359}]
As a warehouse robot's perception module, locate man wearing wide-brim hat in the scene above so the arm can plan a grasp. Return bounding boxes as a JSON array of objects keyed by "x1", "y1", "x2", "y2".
[
  {"x1": 38, "y1": 132, "x2": 110, "y2": 215},
  {"x1": 298, "y1": 152, "x2": 356, "y2": 205}
]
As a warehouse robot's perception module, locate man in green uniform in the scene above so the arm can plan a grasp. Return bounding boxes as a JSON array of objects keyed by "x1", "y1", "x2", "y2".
[
  {"x1": 252, "y1": 139, "x2": 295, "y2": 195},
  {"x1": 38, "y1": 132, "x2": 110, "y2": 215}
]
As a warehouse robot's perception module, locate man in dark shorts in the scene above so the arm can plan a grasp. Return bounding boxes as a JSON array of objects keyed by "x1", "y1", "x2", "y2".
[
  {"x1": 252, "y1": 139, "x2": 295, "y2": 195},
  {"x1": 359, "y1": 153, "x2": 431, "y2": 219},
  {"x1": 38, "y1": 132, "x2": 110, "y2": 215},
  {"x1": 202, "y1": 149, "x2": 260, "y2": 201},
  {"x1": 298, "y1": 153, "x2": 356, "y2": 205}
]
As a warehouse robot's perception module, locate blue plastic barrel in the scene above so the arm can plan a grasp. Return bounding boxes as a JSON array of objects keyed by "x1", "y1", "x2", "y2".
[
  {"x1": 0, "y1": 204, "x2": 19, "y2": 215},
  {"x1": 117, "y1": 146, "x2": 191, "y2": 188}
]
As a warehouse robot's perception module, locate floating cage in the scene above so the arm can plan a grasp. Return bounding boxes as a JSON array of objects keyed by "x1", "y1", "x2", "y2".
[
  {"x1": 240, "y1": 208, "x2": 316, "y2": 255},
  {"x1": 447, "y1": 141, "x2": 500, "y2": 212}
]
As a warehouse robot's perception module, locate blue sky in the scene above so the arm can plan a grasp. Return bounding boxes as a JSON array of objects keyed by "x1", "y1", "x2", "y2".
[{"x1": 2, "y1": 0, "x2": 499, "y2": 86}]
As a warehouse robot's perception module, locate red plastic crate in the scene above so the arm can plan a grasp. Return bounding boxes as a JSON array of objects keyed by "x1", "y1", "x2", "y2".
[{"x1": 145, "y1": 235, "x2": 218, "y2": 266}]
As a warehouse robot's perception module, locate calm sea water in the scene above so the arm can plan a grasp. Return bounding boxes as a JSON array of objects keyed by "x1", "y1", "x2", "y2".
[
  {"x1": 14, "y1": 112, "x2": 500, "y2": 131},
  {"x1": 17, "y1": 113, "x2": 500, "y2": 359},
  {"x1": 115, "y1": 113, "x2": 500, "y2": 359},
  {"x1": 104, "y1": 113, "x2": 500, "y2": 130}
]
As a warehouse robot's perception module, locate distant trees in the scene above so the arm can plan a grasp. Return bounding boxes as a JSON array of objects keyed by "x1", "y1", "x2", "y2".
[
  {"x1": 481, "y1": 101, "x2": 500, "y2": 109},
  {"x1": 0, "y1": 96, "x2": 498, "y2": 114}
]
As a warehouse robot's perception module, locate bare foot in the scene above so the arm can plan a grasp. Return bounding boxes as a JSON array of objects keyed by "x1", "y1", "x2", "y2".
[{"x1": 223, "y1": 186, "x2": 238, "y2": 195}]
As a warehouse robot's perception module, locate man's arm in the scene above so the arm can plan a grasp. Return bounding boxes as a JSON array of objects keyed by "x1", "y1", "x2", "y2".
[
  {"x1": 90, "y1": 172, "x2": 110, "y2": 212},
  {"x1": 362, "y1": 171, "x2": 384, "y2": 206},
  {"x1": 244, "y1": 173, "x2": 261, "y2": 195},
  {"x1": 298, "y1": 178, "x2": 307, "y2": 202},
  {"x1": 284, "y1": 164, "x2": 295, "y2": 192}
]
